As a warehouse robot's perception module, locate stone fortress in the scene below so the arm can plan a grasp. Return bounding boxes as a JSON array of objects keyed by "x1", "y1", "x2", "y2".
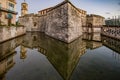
[{"x1": 19, "y1": 0, "x2": 105, "y2": 43}]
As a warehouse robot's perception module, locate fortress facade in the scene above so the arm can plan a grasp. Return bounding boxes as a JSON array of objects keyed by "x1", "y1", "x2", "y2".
[{"x1": 18, "y1": 0, "x2": 104, "y2": 43}]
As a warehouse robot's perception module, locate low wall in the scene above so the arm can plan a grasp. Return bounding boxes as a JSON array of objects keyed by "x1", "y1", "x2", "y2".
[
  {"x1": 101, "y1": 26, "x2": 120, "y2": 40},
  {"x1": 0, "y1": 26, "x2": 26, "y2": 43}
]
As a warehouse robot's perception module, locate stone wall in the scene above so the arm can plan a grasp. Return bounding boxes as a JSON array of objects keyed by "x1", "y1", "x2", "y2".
[
  {"x1": 68, "y1": 3, "x2": 83, "y2": 42},
  {"x1": 19, "y1": 1, "x2": 86, "y2": 43},
  {"x1": 45, "y1": 1, "x2": 84, "y2": 43},
  {"x1": 101, "y1": 26, "x2": 120, "y2": 40},
  {"x1": 0, "y1": 26, "x2": 26, "y2": 43},
  {"x1": 19, "y1": 14, "x2": 46, "y2": 32},
  {"x1": 45, "y1": 2, "x2": 69, "y2": 42}
]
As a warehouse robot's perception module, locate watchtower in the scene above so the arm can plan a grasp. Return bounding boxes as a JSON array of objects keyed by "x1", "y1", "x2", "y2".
[{"x1": 21, "y1": 0, "x2": 28, "y2": 16}]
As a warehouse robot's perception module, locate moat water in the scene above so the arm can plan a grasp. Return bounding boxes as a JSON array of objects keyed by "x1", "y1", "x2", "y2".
[{"x1": 0, "y1": 32, "x2": 120, "y2": 80}]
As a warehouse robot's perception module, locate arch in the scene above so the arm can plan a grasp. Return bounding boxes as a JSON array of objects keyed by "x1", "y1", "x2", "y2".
[{"x1": 34, "y1": 22, "x2": 37, "y2": 27}]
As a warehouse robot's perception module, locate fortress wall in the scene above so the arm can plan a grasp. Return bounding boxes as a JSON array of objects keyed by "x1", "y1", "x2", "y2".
[
  {"x1": 19, "y1": 15, "x2": 46, "y2": 32},
  {"x1": 45, "y1": 1, "x2": 83, "y2": 43},
  {"x1": 18, "y1": 1, "x2": 86, "y2": 43},
  {"x1": 45, "y1": 2, "x2": 69, "y2": 42},
  {"x1": 68, "y1": 3, "x2": 83, "y2": 42}
]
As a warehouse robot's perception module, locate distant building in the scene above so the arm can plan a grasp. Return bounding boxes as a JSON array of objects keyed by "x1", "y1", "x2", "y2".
[
  {"x1": 0, "y1": 0, "x2": 17, "y2": 25},
  {"x1": 21, "y1": 0, "x2": 28, "y2": 16},
  {"x1": 86, "y1": 14, "x2": 105, "y2": 27},
  {"x1": 83, "y1": 14, "x2": 105, "y2": 33},
  {"x1": 105, "y1": 16, "x2": 120, "y2": 26},
  {"x1": 38, "y1": 7, "x2": 52, "y2": 16}
]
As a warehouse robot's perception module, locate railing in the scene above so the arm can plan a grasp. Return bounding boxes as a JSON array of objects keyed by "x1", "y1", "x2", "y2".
[
  {"x1": 0, "y1": 7, "x2": 18, "y2": 14},
  {"x1": 101, "y1": 26, "x2": 120, "y2": 40}
]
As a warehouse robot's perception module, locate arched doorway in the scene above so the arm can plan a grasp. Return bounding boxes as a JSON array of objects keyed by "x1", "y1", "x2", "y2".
[{"x1": 87, "y1": 23, "x2": 93, "y2": 33}]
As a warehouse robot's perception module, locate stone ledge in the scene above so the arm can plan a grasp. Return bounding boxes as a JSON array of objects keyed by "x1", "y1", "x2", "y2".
[{"x1": 0, "y1": 33, "x2": 26, "y2": 44}]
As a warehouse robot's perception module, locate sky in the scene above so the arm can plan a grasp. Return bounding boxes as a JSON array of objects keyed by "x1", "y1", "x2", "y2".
[{"x1": 16, "y1": 0, "x2": 120, "y2": 19}]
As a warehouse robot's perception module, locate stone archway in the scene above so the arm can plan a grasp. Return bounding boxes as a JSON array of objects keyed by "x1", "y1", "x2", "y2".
[{"x1": 87, "y1": 23, "x2": 93, "y2": 33}]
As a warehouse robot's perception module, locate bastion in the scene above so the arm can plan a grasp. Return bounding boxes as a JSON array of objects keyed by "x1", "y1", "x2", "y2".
[{"x1": 19, "y1": 1, "x2": 87, "y2": 43}]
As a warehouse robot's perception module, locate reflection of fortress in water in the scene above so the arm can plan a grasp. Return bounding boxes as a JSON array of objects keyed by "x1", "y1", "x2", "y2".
[
  {"x1": 0, "y1": 32, "x2": 120, "y2": 80},
  {"x1": 21, "y1": 32, "x2": 86, "y2": 80},
  {"x1": 0, "y1": 32, "x2": 87, "y2": 80}
]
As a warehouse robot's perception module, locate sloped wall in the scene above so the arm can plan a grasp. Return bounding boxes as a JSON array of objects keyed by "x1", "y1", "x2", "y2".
[
  {"x1": 45, "y1": 2, "x2": 69, "y2": 42},
  {"x1": 45, "y1": 2, "x2": 83, "y2": 43},
  {"x1": 68, "y1": 3, "x2": 83, "y2": 42}
]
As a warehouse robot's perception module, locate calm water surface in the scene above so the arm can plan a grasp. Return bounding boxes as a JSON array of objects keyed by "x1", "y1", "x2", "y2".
[{"x1": 0, "y1": 32, "x2": 120, "y2": 80}]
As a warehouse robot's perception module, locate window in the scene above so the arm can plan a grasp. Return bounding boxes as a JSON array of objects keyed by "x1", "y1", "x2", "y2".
[{"x1": 9, "y1": 3, "x2": 14, "y2": 11}]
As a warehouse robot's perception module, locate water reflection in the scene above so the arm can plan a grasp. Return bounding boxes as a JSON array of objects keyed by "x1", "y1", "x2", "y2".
[
  {"x1": 21, "y1": 32, "x2": 86, "y2": 80},
  {"x1": 0, "y1": 36, "x2": 24, "y2": 80},
  {"x1": 0, "y1": 32, "x2": 120, "y2": 80},
  {"x1": 102, "y1": 35, "x2": 120, "y2": 54},
  {"x1": 83, "y1": 33, "x2": 102, "y2": 49}
]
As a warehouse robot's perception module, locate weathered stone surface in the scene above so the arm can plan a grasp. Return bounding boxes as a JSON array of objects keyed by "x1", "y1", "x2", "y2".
[
  {"x1": 0, "y1": 26, "x2": 26, "y2": 43},
  {"x1": 45, "y1": 2, "x2": 85, "y2": 43},
  {"x1": 19, "y1": 14, "x2": 46, "y2": 32},
  {"x1": 45, "y1": 2, "x2": 69, "y2": 42},
  {"x1": 68, "y1": 3, "x2": 83, "y2": 42},
  {"x1": 19, "y1": 1, "x2": 87, "y2": 43}
]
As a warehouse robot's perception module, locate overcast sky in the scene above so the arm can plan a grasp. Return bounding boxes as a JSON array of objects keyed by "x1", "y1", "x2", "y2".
[{"x1": 16, "y1": 0, "x2": 120, "y2": 19}]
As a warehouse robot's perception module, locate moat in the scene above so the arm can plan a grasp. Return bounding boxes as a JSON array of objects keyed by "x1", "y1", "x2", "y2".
[{"x1": 0, "y1": 32, "x2": 120, "y2": 80}]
